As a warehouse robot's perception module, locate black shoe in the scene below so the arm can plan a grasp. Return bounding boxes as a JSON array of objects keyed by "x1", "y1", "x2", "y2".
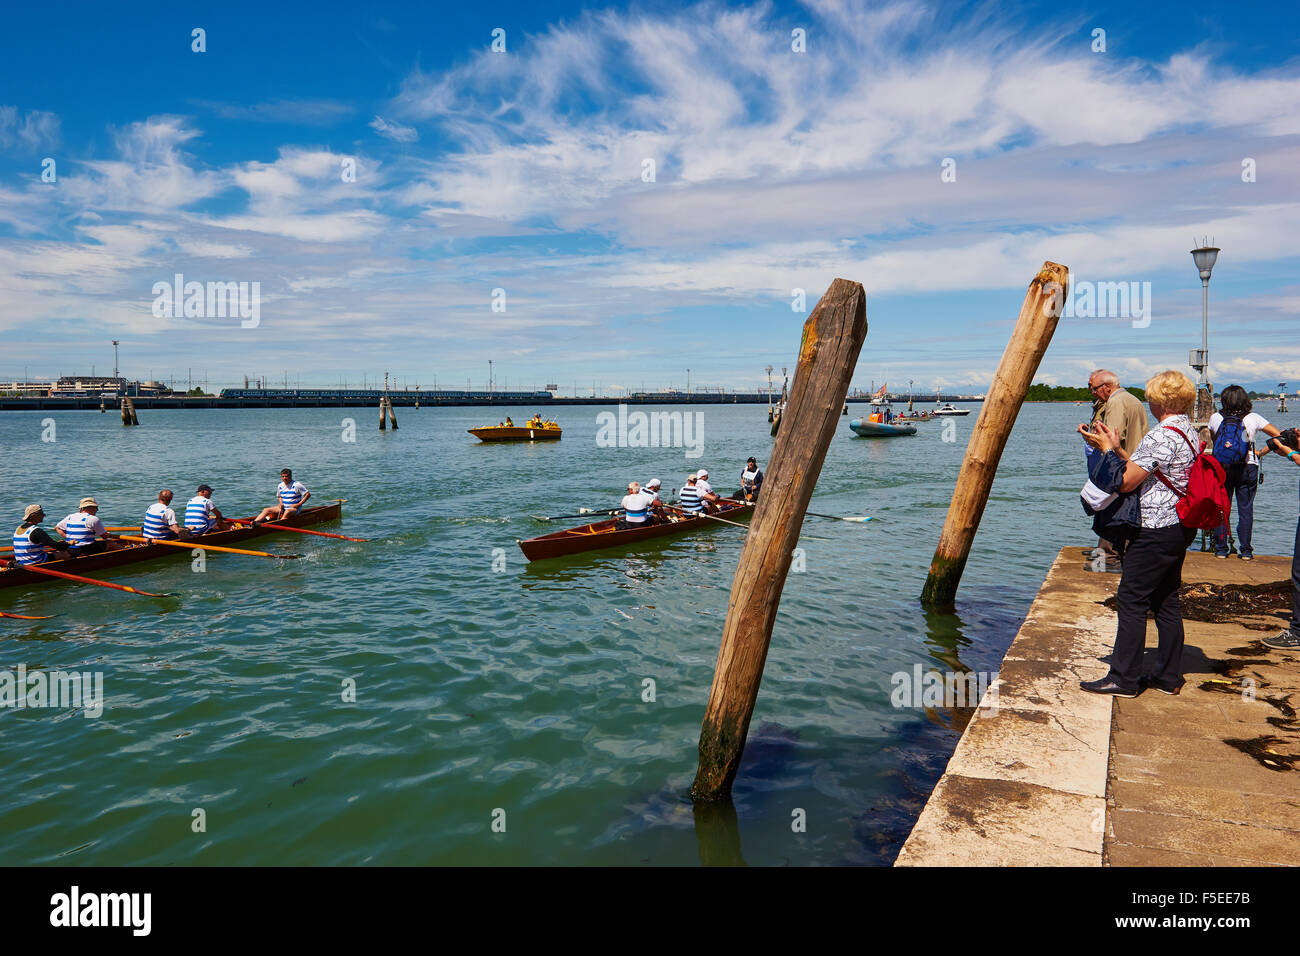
[
  {"x1": 1262, "y1": 629, "x2": 1300, "y2": 650},
  {"x1": 1138, "y1": 675, "x2": 1183, "y2": 696},
  {"x1": 1080, "y1": 677, "x2": 1141, "y2": 697}
]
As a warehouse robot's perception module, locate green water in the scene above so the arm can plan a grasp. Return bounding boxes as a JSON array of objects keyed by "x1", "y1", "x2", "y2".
[{"x1": 2, "y1": 403, "x2": 1296, "y2": 865}]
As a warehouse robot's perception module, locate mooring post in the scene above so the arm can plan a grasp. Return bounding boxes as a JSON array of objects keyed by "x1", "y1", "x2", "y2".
[
  {"x1": 387, "y1": 398, "x2": 399, "y2": 430},
  {"x1": 920, "y1": 261, "x2": 1068, "y2": 608},
  {"x1": 690, "y1": 278, "x2": 867, "y2": 801},
  {"x1": 379, "y1": 396, "x2": 387, "y2": 431}
]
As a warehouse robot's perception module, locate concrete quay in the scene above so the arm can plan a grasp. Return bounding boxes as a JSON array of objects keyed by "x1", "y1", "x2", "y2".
[{"x1": 896, "y1": 546, "x2": 1300, "y2": 867}]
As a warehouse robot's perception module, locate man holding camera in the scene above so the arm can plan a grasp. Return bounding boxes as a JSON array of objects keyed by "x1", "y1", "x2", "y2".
[{"x1": 1262, "y1": 428, "x2": 1300, "y2": 650}]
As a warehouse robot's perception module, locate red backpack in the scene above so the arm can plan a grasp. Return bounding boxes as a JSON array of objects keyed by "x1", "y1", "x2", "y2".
[{"x1": 1153, "y1": 424, "x2": 1230, "y2": 530}]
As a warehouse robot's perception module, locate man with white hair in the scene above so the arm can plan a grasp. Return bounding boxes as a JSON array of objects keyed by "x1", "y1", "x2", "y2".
[
  {"x1": 618, "y1": 481, "x2": 660, "y2": 529},
  {"x1": 1084, "y1": 369, "x2": 1149, "y2": 570}
]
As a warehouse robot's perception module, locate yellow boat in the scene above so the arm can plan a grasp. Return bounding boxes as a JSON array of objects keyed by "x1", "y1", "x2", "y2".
[{"x1": 468, "y1": 420, "x2": 562, "y2": 442}]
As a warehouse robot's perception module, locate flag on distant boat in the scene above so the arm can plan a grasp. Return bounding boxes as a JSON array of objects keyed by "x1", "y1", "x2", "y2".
[{"x1": 873, "y1": 382, "x2": 887, "y2": 398}]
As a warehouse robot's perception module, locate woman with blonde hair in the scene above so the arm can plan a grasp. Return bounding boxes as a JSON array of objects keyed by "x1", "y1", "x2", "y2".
[{"x1": 1079, "y1": 370, "x2": 1199, "y2": 696}]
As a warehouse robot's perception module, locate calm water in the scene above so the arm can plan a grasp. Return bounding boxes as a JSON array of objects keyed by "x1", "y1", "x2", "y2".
[{"x1": 2, "y1": 402, "x2": 1296, "y2": 865}]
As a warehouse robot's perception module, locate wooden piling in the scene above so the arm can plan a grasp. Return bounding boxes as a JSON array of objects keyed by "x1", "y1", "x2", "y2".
[
  {"x1": 690, "y1": 278, "x2": 867, "y2": 802},
  {"x1": 387, "y1": 397, "x2": 398, "y2": 430},
  {"x1": 920, "y1": 261, "x2": 1068, "y2": 609},
  {"x1": 120, "y1": 397, "x2": 138, "y2": 426},
  {"x1": 379, "y1": 396, "x2": 387, "y2": 431}
]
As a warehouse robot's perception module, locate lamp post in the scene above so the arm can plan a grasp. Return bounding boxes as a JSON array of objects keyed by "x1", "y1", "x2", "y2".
[{"x1": 1190, "y1": 241, "x2": 1219, "y2": 420}]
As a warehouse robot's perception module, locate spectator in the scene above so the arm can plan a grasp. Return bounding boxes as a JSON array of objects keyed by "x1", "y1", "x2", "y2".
[
  {"x1": 1079, "y1": 370, "x2": 1199, "y2": 697},
  {"x1": 1208, "y1": 385, "x2": 1284, "y2": 560},
  {"x1": 1084, "y1": 370, "x2": 1149, "y2": 571},
  {"x1": 1262, "y1": 428, "x2": 1300, "y2": 650}
]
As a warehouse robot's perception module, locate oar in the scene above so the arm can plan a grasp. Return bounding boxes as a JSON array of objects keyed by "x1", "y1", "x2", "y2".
[
  {"x1": 117, "y1": 535, "x2": 299, "y2": 559},
  {"x1": 805, "y1": 511, "x2": 873, "y2": 523},
  {"x1": 662, "y1": 506, "x2": 750, "y2": 529},
  {"x1": 0, "y1": 611, "x2": 56, "y2": 620},
  {"x1": 0, "y1": 559, "x2": 171, "y2": 598},
  {"x1": 106, "y1": 526, "x2": 142, "y2": 532},
  {"x1": 532, "y1": 508, "x2": 622, "y2": 522},
  {"x1": 228, "y1": 520, "x2": 368, "y2": 542}
]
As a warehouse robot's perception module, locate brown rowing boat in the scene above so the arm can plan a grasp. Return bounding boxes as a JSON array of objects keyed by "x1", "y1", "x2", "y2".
[
  {"x1": 0, "y1": 503, "x2": 343, "y2": 590},
  {"x1": 517, "y1": 498, "x2": 753, "y2": 561}
]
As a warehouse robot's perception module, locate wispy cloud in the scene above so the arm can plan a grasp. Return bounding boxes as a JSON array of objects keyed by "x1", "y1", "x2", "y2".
[{"x1": 369, "y1": 115, "x2": 418, "y2": 142}]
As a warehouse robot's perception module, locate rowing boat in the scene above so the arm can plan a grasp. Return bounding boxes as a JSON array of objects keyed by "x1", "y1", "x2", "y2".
[
  {"x1": 517, "y1": 498, "x2": 753, "y2": 561},
  {"x1": 0, "y1": 503, "x2": 342, "y2": 590},
  {"x1": 469, "y1": 424, "x2": 562, "y2": 442}
]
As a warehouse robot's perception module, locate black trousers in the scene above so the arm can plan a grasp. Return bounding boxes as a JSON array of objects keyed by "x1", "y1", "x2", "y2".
[{"x1": 1107, "y1": 522, "x2": 1196, "y2": 688}]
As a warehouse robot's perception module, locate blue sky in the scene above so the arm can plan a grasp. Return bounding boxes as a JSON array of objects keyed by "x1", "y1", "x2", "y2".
[{"x1": 2, "y1": 0, "x2": 1298, "y2": 395}]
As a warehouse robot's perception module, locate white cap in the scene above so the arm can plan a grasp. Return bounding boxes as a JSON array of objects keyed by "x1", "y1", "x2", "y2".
[
  {"x1": 698, "y1": 469, "x2": 708, "y2": 478},
  {"x1": 646, "y1": 478, "x2": 661, "y2": 488}
]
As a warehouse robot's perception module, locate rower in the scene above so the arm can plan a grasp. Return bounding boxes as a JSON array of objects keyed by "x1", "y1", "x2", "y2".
[
  {"x1": 642, "y1": 478, "x2": 663, "y2": 502},
  {"x1": 184, "y1": 484, "x2": 228, "y2": 534},
  {"x1": 695, "y1": 469, "x2": 721, "y2": 513},
  {"x1": 11, "y1": 504, "x2": 71, "y2": 566},
  {"x1": 142, "y1": 490, "x2": 183, "y2": 540},
  {"x1": 55, "y1": 497, "x2": 120, "y2": 555},
  {"x1": 738, "y1": 457, "x2": 764, "y2": 503},
  {"x1": 618, "y1": 482, "x2": 659, "y2": 529},
  {"x1": 678, "y1": 474, "x2": 704, "y2": 514},
  {"x1": 253, "y1": 469, "x2": 311, "y2": 524}
]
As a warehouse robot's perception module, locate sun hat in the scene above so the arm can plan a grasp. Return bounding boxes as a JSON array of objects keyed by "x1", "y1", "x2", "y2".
[
  {"x1": 79, "y1": 497, "x2": 98, "y2": 509},
  {"x1": 646, "y1": 478, "x2": 661, "y2": 488},
  {"x1": 23, "y1": 504, "x2": 43, "y2": 521},
  {"x1": 698, "y1": 469, "x2": 709, "y2": 478}
]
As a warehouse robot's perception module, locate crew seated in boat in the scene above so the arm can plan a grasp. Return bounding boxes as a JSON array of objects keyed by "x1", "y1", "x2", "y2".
[
  {"x1": 55, "y1": 497, "x2": 122, "y2": 556},
  {"x1": 142, "y1": 490, "x2": 183, "y2": 540},
  {"x1": 505, "y1": 417, "x2": 514, "y2": 427},
  {"x1": 737, "y1": 457, "x2": 764, "y2": 502},
  {"x1": 642, "y1": 478, "x2": 662, "y2": 502},
  {"x1": 618, "y1": 481, "x2": 663, "y2": 529},
  {"x1": 526, "y1": 414, "x2": 545, "y2": 428},
  {"x1": 11, "y1": 504, "x2": 71, "y2": 565},
  {"x1": 252, "y1": 469, "x2": 311, "y2": 525},
  {"x1": 184, "y1": 484, "x2": 229, "y2": 534}
]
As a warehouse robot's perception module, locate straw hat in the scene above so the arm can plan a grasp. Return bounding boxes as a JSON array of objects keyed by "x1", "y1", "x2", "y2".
[
  {"x1": 79, "y1": 497, "x2": 98, "y2": 509},
  {"x1": 23, "y1": 504, "x2": 43, "y2": 521}
]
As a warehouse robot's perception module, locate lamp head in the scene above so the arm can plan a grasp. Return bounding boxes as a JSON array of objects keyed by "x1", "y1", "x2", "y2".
[{"x1": 1191, "y1": 244, "x2": 1220, "y2": 280}]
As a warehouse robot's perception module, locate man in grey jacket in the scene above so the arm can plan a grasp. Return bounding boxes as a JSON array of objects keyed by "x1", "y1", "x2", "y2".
[{"x1": 1085, "y1": 370, "x2": 1150, "y2": 570}]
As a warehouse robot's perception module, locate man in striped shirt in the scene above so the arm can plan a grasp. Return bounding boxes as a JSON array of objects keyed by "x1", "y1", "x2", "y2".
[
  {"x1": 678, "y1": 474, "x2": 704, "y2": 514},
  {"x1": 55, "y1": 497, "x2": 119, "y2": 555},
  {"x1": 11, "y1": 504, "x2": 71, "y2": 565},
  {"x1": 252, "y1": 469, "x2": 311, "y2": 525},
  {"x1": 184, "y1": 484, "x2": 228, "y2": 534},
  {"x1": 142, "y1": 490, "x2": 183, "y2": 540}
]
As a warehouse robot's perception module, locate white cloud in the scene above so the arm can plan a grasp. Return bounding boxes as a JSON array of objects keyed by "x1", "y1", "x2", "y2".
[{"x1": 369, "y1": 115, "x2": 418, "y2": 142}]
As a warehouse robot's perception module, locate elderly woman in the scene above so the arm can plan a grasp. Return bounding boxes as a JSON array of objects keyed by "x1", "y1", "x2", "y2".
[{"x1": 1078, "y1": 370, "x2": 1200, "y2": 696}]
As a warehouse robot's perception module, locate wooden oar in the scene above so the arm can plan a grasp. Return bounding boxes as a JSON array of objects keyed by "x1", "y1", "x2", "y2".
[
  {"x1": 532, "y1": 508, "x2": 622, "y2": 522},
  {"x1": 117, "y1": 535, "x2": 299, "y2": 559},
  {"x1": 227, "y1": 520, "x2": 367, "y2": 542},
  {"x1": 106, "y1": 526, "x2": 142, "y2": 532},
  {"x1": 805, "y1": 511, "x2": 873, "y2": 523},
  {"x1": 662, "y1": 506, "x2": 750, "y2": 529},
  {"x1": 0, "y1": 610, "x2": 56, "y2": 619},
  {"x1": 0, "y1": 559, "x2": 171, "y2": 597}
]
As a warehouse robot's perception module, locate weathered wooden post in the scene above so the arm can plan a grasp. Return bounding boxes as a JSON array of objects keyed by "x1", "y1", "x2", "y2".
[
  {"x1": 691, "y1": 278, "x2": 867, "y2": 801},
  {"x1": 387, "y1": 397, "x2": 399, "y2": 430},
  {"x1": 920, "y1": 261, "x2": 1068, "y2": 608},
  {"x1": 379, "y1": 396, "x2": 387, "y2": 431}
]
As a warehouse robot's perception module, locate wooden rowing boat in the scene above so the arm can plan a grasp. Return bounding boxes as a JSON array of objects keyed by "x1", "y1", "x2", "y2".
[
  {"x1": 517, "y1": 498, "x2": 754, "y2": 561},
  {"x1": 469, "y1": 424, "x2": 562, "y2": 442},
  {"x1": 0, "y1": 503, "x2": 342, "y2": 590}
]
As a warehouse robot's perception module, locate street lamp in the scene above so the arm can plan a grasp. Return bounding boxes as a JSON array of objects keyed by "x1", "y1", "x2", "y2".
[{"x1": 1190, "y1": 240, "x2": 1219, "y2": 418}]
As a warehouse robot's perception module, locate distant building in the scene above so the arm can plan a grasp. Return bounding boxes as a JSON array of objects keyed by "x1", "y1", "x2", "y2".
[{"x1": 0, "y1": 380, "x2": 54, "y2": 396}]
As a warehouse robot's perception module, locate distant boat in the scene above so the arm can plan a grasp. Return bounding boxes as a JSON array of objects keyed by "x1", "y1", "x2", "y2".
[
  {"x1": 851, "y1": 418, "x2": 917, "y2": 437},
  {"x1": 850, "y1": 399, "x2": 917, "y2": 437},
  {"x1": 933, "y1": 403, "x2": 970, "y2": 416}
]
